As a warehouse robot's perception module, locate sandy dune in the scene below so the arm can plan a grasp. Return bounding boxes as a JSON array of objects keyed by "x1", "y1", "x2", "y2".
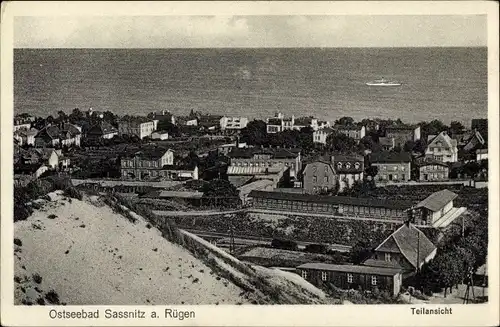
[{"x1": 14, "y1": 192, "x2": 250, "y2": 305}]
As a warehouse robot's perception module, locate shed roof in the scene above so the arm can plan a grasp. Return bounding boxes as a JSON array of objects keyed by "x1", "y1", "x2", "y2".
[
  {"x1": 375, "y1": 223, "x2": 436, "y2": 270},
  {"x1": 296, "y1": 263, "x2": 402, "y2": 276},
  {"x1": 414, "y1": 189, "x2": 458, "y2": 212},
  {"x1": 248, "y1": 190, "x2": 413, "y2": 210}
]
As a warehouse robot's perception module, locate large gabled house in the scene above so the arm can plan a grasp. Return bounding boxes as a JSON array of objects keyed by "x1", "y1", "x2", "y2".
[
  {"x1": 425, "y1": 131, "x2": 458, "y2": 163},
  {"x1": 35, "y1": 123, "x2": 81, "y2": 148},
  {"x1": 87, "y1": 121, "x2": 118, "y2": 140},
  {"x1": 363, "y1": 223, "x2": 437, "y2": 277},
  {"x1": 121, "y1": 148, "x2": 198, "y2": 181}
]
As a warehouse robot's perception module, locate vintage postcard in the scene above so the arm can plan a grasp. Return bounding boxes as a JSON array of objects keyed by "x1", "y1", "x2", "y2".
[{"x1": 1, "y1": 1, "x2": 498, "y2": 326}]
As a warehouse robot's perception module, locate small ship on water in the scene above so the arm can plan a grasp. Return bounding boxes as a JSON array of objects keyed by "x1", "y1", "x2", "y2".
[{"x1": 366, "y1": 77, "x2": 402, "y2": 87}]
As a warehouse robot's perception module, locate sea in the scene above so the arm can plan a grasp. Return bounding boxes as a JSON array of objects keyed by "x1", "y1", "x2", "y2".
[{"x1": 14, "y1": 47, "x2": 487, "y2": 125}]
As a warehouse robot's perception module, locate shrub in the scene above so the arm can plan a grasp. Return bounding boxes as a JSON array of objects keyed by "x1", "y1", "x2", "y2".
[
  {"x1": 32, "y1": 273, "x2": 43, "y2": 284},
  {"x1": 47, "y1": 214, "x2": 57, "y2": 219},
  {"x1": 14, "y1": 238, "x2": 23, "y2": 246},
  {"x1": 45, "y1": 290, "x2": 60, "y2": 304},
  {"x1": 36, "y1": 297, "x2": 45, "y2": 305}
]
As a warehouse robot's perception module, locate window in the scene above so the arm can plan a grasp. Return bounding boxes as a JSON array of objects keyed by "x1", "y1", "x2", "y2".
[
  {"x1": 345, "y1": 163, "x2": 351, "y2": 169},
  {"x1": 354, "y1": 162, "x2": 360, "y2": 169},
  {"x1": 401, "y1": 166, "x2": 405, "y2": 171},
  {"x1": 313, "y1": 176, "x2": 317, "y2": 183},
  {"x1": 384, "y1": 253, "x2": 391, "y2": 262},
  {"x1": 324, "y1": 176, "x2": 329, "y2": 183},
  {"x1": 301, "y1": 270, "x2": 308, "y2": 279},
  {"x1": 393, "y1": 166, "x2": 398, "y2": 171},
  {"x1": 321, "y1": 271, "x2": 327, "y2": 281},
  {"x1": 371, "y1": 276, "x2": 377, "y2": 286},
  {"x1": 337, "y1": 162, "x2": 342, "y2": 169},
  {"x1": 383, "y1": 165, "x2": 387, "y2": 170},
  {"x1": 347, "y1": 274, "x2": 353, "y2": 283}
]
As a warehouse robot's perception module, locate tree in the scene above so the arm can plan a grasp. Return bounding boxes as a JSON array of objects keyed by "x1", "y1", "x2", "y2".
[
  {"x1": 103, "y1": 111, "x2": 118, "y2": 126},
  {"x1": 157, "y1": 120, "x2": 180, "y2": 136},
  {"x1": 365, "y1": 165, "x2": 379, "y2": 179},
  {"x1": 298, "y1": 126, "x2": 314, "y2": 150},
  {"x1": 335, "y1": 116, "x2": 355, "y2": 126},
  {"x1": 201, "y1": 179, "x2": 240, "y2": 208},
  {"x1": 420, "y1": 120, "x2": 448, "y2": 139},
  {"x1": 240, "y1": 120, "x2": 268, "y2": 146},
  {"x1": 69, "y1": 108, "x2": 84, "y2": 124},
  {"x1": 428, "y1": 252, "x2": 463, "y2": 297},
  {"x1": 449, "y1": 121, "x2": 465, "y2": 135},
  {"x1": 325, "y1": 133, "x2": 357, "y2": 153},
  {"x1": 349, "y1": 240, "x2": 373, "y2": 264}
]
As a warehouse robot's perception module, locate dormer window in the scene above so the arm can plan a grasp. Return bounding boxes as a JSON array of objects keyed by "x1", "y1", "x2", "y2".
[
  {"x1": 354, "y1": 162, "x2": 360, "y2": 169},
  {"x1": 312, "y1": 166, "x2": 317, "y2": 173},
  {"x1": 345, "y1": 163, "x2": 351, "y2": 169},
  {"x1": 337, "y1": 162, "x2": 342, "y2": 169}
]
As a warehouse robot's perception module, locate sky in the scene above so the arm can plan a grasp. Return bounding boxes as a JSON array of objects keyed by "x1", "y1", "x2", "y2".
[{"x1": 14, "y1": 15, "x2": 486, "y2": 48}]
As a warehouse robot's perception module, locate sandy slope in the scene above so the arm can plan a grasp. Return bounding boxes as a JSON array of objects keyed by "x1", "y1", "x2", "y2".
[{"x1": 14, "y1": 193, "x2": 250, "y2": 305}]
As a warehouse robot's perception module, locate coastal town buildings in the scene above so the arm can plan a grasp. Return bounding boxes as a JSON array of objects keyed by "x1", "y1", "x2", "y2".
[
  {"x1": 86, "y1": 121, "x2": 118, "y2": 140},
  {"x1": 384, "y1": 125, "x2": 421, "y2": 148},
  {"x1": 471, "y1": 118, "x2": 488, "y2": 141},
  {"x1": 332, "y1": 124, "x2": 366, "y2": 142},
  {"x1": 362, "y1": 223, "x2": 437, "y2": 277},
  {"x1": 120, "y1": 148, "x2": 199, "y2": 181},
  {"x1": 151, "y1": 130, "x2": 169, "y2": 140},
  {"x1": 149, "y1": 110, "x2": 176, "y2": 125},
  {"x1": 198, "y1": 115, "x2": 224, "y2": 131},
  {"x1": 220, "y1": 116, "x2": 249, "y2": 131},
  {"x1": 14, "y1": 128, "x2": 38, "y2": 146},
  {"x1": 411, "y1": 189, "x2": 462, "y2": 227},
  {"x1": 296, "y1": 263, "x2": 403, "y2": 297},
  {"x1": 313, "y1": 128, "x2": 334, "y2": 145},
  {"x1": 248, "y1": 190, "x2": 413, "y2": 222},
  {"x1": 302, "y1": 160, "x2": 337, "y2": 194},
  {"x1": 370, "y1": 152, "x2": 412, "y2": 182},
  {"x1": 330, "y1": 155, "x2": 364, "y2": 191},
  {"x1": 379, "y1": 137, "x2": 395, "y2": 151},
  {"x1": 14, "y1": 117, "x2": 32, "y2": 132},
  {"x1": 228, "y1": 147, "x2": 302, "y2": 179},
  {"x1": 227, "y1": 165, "x2": 290, "y2": 189},
  {"x1": 118, "y1": 116, "x2": 158, "y2": 139},
  {"x1": 87, "y1": 107, "x2": 104, "y2": 119},
  {"x1": 425, "y1": 131, "x2": 458, "y2": 163},
  {"x1": 35, "y1": 123, "x2": 82, "y2": 147},
  {"x1": 266, "y1": 113, "x2": 319, "y2": 133},
  {"x1": 476, "y1": 148, "x2": 488, "y2": 161},
  {"x1": 416, "y1": 158, "x2": 450, "y2": 181}
]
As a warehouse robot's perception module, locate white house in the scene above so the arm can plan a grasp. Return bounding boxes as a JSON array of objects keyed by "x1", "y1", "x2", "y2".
[
  {"x1": 220, "y1": 116, "x2": 249, "y2": 131},
  {"x1": 118, "y1": 117, "x2": 157, "y2": 139},
  {"x1": 425, "y1": 131, "x2": 458, "y2": 163},
  {"x1": 151, "y1": 130, "x2": 169, "y2": 140},
  {"x1": 476, "y1": 148, "x2": 488, "y2": 161},
  {"x1": 313, "y1": 128, "x2": 335, "y2": 145}
]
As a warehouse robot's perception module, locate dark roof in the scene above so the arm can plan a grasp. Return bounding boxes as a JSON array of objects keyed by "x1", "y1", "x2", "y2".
[
  {"x1": 229, "y1": 148, "x2": 299, "y2": 159},
  {"x1": 362, "y1": 259, "x2": 405, "y2": 270},
  {"x1": 414, "y1": 189, "x2": 458, "y2": 212},
  {"x1": 14, "y1": 163, "x2": 45, "y2": 175},
  {"x1": 385, "y1": 125, "x2": 418, "y2": 131},
  {"x1": 294, "y1": 117, "x2": 315, "y2": 125},
  {"x1": 379, "y1": 137, "x2": 394, "y2": 146},
  {"x1": 334, "y1": 124, "x2": 362, "y2": 131},
  {"x1": 124, "y1": 148, "x2": 172, "y2": 160},
  {"x1": 87, "y1": 121, "x2": 118, "y2": 136},
  {"x1": 248, "y1": 190, "x2": 413, "y2": 210},
  {"x1": 267, "y1": 118, "x2": 282, "y2": 125},
  {"x1": 375, "y1": 224, "x2": 436, "y2": 270},
  {"x1": 415, "y1": 157, "x2": 449, "y2": 168},
  {"x1": 297, "y1": 263, "x2": 402, "y2": 276},
  {"x1": 119, "y1": 116, "x2": 152, "y2": 124},
  {"x1": 370, "y1": 152, "x2": 412, "y2": 163}
]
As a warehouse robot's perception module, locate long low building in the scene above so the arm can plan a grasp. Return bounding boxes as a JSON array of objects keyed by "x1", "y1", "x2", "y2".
[
  {"x1": 248, "y1": 190, "x2": 413, "y2": 221},
  {"x1": 296, "y1": 263, "x2": 403, "y2": 297}
]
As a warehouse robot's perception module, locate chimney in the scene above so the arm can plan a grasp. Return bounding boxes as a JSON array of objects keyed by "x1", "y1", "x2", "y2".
[{"x1": 330, "y1": 155, "x2": 335, "y2": 164}]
